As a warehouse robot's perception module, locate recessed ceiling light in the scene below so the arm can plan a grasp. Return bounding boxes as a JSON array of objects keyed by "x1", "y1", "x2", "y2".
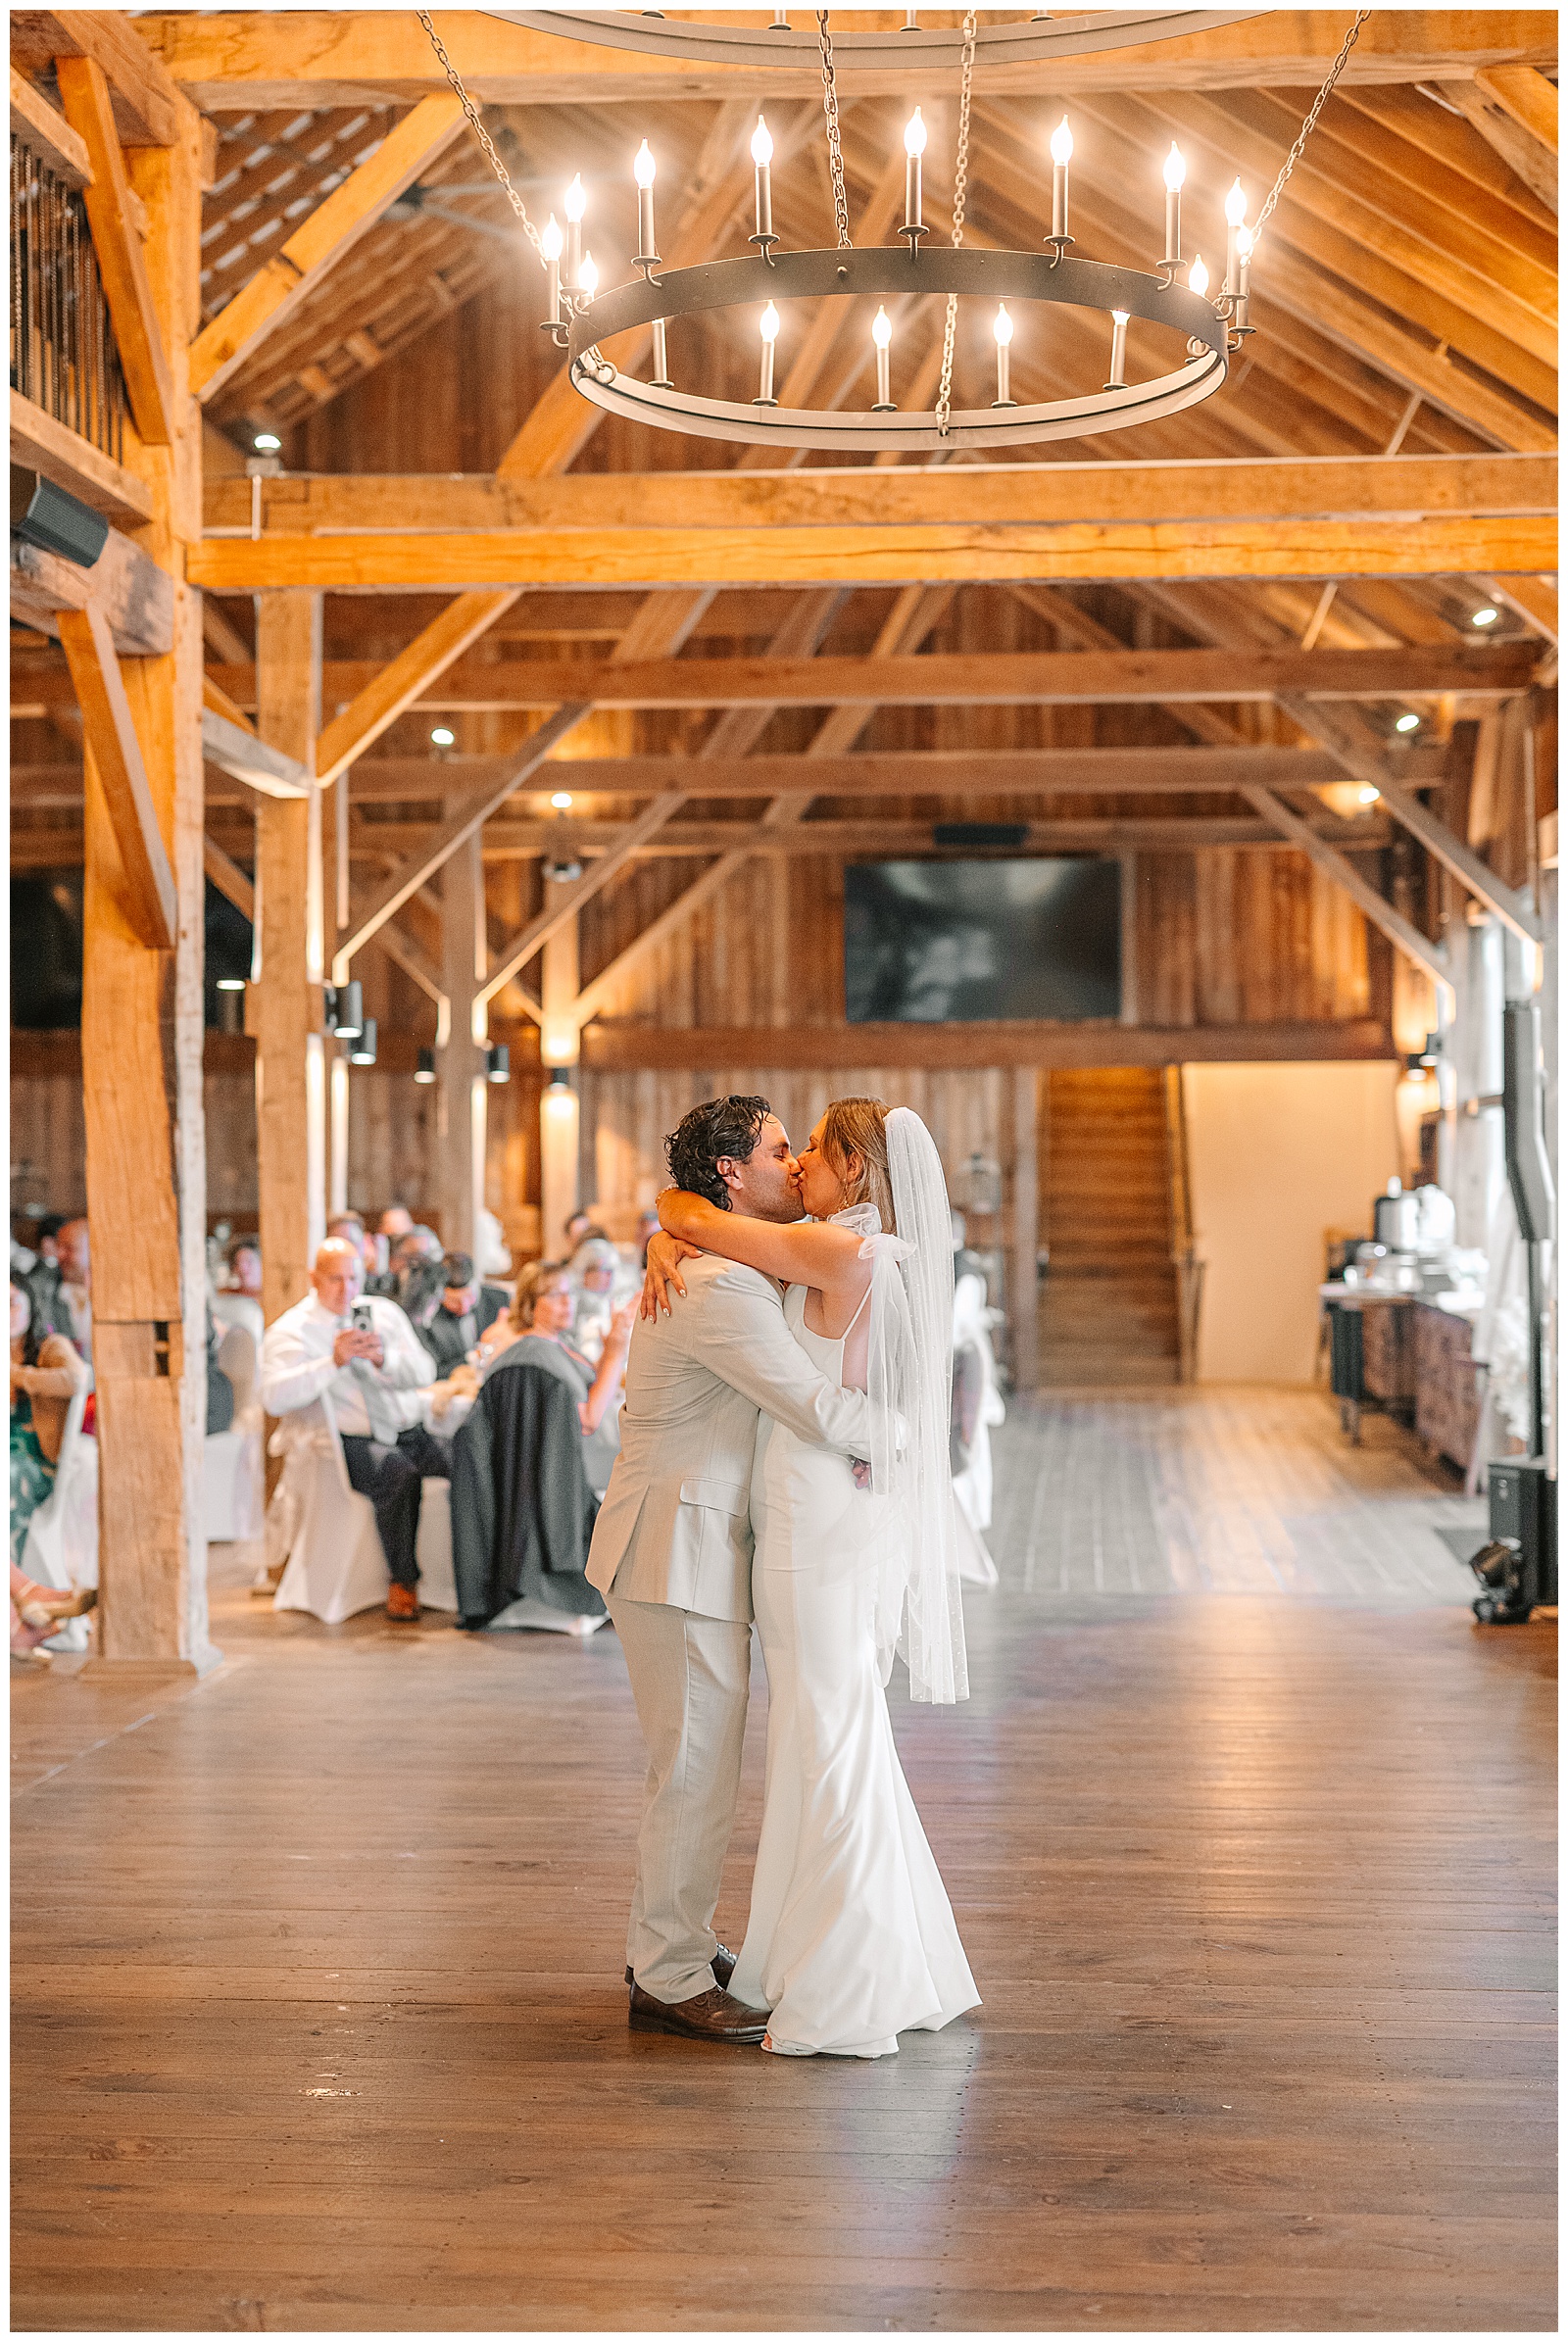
[
  {"x1": 430, "y1": 726, "x2": 456, "y2": 747},
  {"x1": 1358, "y1": 785, "x2": 1381, "y2": 805},
  {"x1": 1394, "y1": 712, "x2": 1420, "y2": 733},
  {"x1": 253, "y1": 431, "x2": 281, "y2": 453},
  {"x1": 550, "y1": 790, "x2": 573, "y2": 809},
  {"x1": 1471, "y1": 606, "x2": 1499, "y2": 627}
]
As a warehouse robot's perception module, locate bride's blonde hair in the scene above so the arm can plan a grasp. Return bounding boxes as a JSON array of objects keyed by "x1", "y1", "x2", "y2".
[{"x1": 819, "y1": 1097, "x2": 896, "y2": 1233}]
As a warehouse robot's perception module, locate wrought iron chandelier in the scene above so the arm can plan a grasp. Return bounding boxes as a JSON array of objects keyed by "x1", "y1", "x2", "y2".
[{"x1": 424, "y1": 8, "x2": 1370, "y2": 455}]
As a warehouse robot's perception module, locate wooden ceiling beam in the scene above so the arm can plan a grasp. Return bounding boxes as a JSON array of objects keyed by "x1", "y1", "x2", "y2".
[
  {"x1": 188, "y1": 641, "x2": 1544, "y2": 713},
  {"x1": 204, "y1": 453, "x2": 1554, "y2": 538},
  {"x1": 189, "y1": 512, "x2": 1557, "y2": 595},
  {"x1": 134, "y1": 10, "x2": 1560, "y2": 111},
  {"x1": 1335, "y1": 82, "x2": 1554, "y2": 229},
  {"x1": 1438, "y1": 69, "x2": 1558, "y2": 212},
  {"x1": 10, "y1": 65, "x2": 92, "y2": 185},
  {"x1": 189, "y1": 94, "x2": 467, "y2": 402},
  {"x1": 14, "y1": 10, "x2": 184, "y2": 145},
  {"x1": 576, "y1": 1018, "x2": 1401, "y2": 1074}
]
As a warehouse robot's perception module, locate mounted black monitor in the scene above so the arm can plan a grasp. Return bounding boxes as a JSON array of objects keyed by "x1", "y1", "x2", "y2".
[{"x1": 845, "y1": 857, "x2": 1121, "y2": 1024}]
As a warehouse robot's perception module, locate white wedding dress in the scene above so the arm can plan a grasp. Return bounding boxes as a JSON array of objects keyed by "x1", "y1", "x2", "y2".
[{"x1": 729, "y1": 1265, "x2": 980, "y2": 2059}]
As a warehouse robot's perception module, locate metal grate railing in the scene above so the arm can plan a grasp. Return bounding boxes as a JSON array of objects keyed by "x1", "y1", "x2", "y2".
[{"x1": 11, "y1": 133, "x2": 126, "y2": 461}]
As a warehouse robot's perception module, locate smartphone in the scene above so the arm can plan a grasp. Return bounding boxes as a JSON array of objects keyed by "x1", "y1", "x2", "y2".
[{"x1": 350, "y1": 1301, "x2": 372, "y2": 1334}]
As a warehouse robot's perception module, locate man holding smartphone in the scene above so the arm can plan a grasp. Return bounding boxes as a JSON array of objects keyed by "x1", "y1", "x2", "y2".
[{"x1": 260, "y1": 1237, "x2": 450, "y2": 1622}]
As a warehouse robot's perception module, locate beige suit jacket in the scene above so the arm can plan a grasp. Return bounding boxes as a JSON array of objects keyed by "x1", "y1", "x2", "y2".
[{"x1": 586, "y1": 1255, "x2": 872, "y2": 1624}]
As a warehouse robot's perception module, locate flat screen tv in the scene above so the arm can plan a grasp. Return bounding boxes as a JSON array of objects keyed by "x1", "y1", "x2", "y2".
[{"x1": 845, "y1": 857, "x2": 1121, "y2": 1024}]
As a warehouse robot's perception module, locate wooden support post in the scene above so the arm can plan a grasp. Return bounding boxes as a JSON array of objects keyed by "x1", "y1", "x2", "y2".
[
  {"x1": 255, "y1": 591, "x2": 325, "y2": 1327},
  {"x1": 539, "y1": 879, "x2": 581, "y2": 1256},
  {"x1": 79, "y1": 92, "x2": 210, "y2": 1677},
  {"x1": 1010, "y1": 1068, "x2": 1040, "y2": 1396},
  {"x1": 438, "y1": 832, "x2": 485, "y2": 1263}
]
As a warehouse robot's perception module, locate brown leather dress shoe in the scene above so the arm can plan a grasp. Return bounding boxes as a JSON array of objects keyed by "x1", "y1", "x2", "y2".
[
  {"x1": 625, "y1": 1945, "x2": 735, "y2": 1992},
  {"x1": 386, "y1": 1584, "x2": 420, "y2": 1623},
  {"x1": 628, "y1": 1981, "x2": 766, "y2": 2045}
]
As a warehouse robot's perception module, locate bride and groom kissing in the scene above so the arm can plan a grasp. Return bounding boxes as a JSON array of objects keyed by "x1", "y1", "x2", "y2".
[{"x1": 586, "y1": 1092, "x2": 978, "y2": 2060}]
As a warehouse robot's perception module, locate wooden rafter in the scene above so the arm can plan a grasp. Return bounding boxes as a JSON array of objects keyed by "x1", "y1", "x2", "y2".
[
  {"x1": 188, "y1": 94, "x2": 466, "y2": 402},
  {"x1": 54, "y1": 54, "x2": 175, "y2": 446},
  {"x1": 58, "y1": 605, "x2": 176, "y2": 951}
]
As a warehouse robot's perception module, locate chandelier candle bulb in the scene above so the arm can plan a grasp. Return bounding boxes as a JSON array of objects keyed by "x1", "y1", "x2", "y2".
[
  {"x1": 1189, "y1": 252, "x2": 1209, "y2": 298},
  {"x1": 992, "y1": 302, "x2": 1015, "y2": 408},
  {"x1": 757, "y1": 301, "x2": 780, "y2": 405},
  {"x1": 751, "y1": 115, "x2": 774, "y2": 242},
  {"x1": 540, "y1": 214, "x2": 563, "y2": 324},
  {"x1": 1234, "y1": 224, "x2": 1252, "y2": 328},
  {"x1": 634, "y1": 140, "x2": 657, "y2": 263},
  {"x1": 871, "y1": 305, "x2": 894, "y2": 411},
  {"x1": 904, "y1": 109, "x2": 927, "y2": 237},
  {"x1": 1223, "y1": 177, "x2": 1247, "y2": 296},
  {"x1": 564, "y1": 171, "x2": 585, "y2": 290},
  {"x1": 1105, "y1": 307, "x2": 1129, "y2": 390},
  {"x1": 1162, "y1": 143, "x2": 1186, "y2": 267},
  {"x1": 578, "y1": 250, "x2": 598, "y2": 299},
  {"x1": 651, "y1": 315, "x2": 670, "y2": 386},
  {"x1": 1050, "y1": 117, "x2": 1073, "y2": 243}
]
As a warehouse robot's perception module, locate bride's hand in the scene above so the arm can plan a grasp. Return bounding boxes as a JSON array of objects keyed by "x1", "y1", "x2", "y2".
[{"x1": 642, "y1": 1231, "x2": 702, "y2": 1320}]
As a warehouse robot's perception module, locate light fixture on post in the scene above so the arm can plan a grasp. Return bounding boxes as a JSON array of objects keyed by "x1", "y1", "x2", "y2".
[
  {"x1": 348, "y1": 1018, "x2": 377, "y2": 1067},
  {"x1": 415, "y1": 1047, "x2": 438, "y2": 1085},
  {"x1": 429, "y1": 6, "x2": 1365, "y2": 454},
  {"x1": 324, "y1": 979, "x2": 364, "y2": 1040},
  {"x1": 485, "y1": 1043, "x2": 512, "y2": 1085}
]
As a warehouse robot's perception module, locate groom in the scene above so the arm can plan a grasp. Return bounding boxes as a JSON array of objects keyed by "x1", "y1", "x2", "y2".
[{"x1": 587, "y1": 1095, "x2": 872, "y2": 2044}]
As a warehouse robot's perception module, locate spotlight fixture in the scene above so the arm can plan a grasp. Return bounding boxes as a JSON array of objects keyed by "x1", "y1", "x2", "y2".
[
  {"x1": 216, "y1": 976, "x2": 247, "y2": 992},
  {"x1": 1357, "y1": 785, "x2": 1381, "y2": 805},
  {"x1": 324, "y1": 979, "x2": 364, "y2": 1040},
  {"x1": 486, "y1": 1043, "x2": 512, "y2": 1085},
  {"x1": 253, "y1": 431, "x2": 282, "y2": 453},
  {"x1": 1395, "y1": 712, "x2": 1421, "y2": 733},
  {"x1": 550, "y1": 790, "x2": 574, "y2": 809},
  {"x1": 450, "y1": 8, "x2": 1367, "y2": 455},
  {"x1": 348, "y1": 1018, "x2": 378, "y2": 1067},
  {"x1": 1471, "y1": 606, "x2": 1500, "y2": 627},
  {"x1": 414, "y1": 1047, "x2": 438, "y2": 1085},
  {"x1": 544, "y1": 856, "x2": 583, "y2": 883},
  {"x1": 430, "y1": 726, "x2": 456, "y2": 747}
]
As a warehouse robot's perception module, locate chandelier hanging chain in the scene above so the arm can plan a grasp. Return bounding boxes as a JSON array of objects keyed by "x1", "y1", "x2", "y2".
[
  {"x1": 1252, "y1": 7, "x2": 1370, "y2": 240},
  {"x1": 934, "y1": 8, "x2": 979, "y2": 440},
  {"x1": 814, "y1": 13, "x2": 853, "y2": 250},
  {"x1": 416, "y1": 7, "x2": 547, "y2": 267}
]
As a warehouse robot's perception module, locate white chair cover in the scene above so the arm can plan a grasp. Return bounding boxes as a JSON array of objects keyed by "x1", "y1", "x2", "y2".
[
  {"x1": 414, "y1": 1477, "x2": 459, "y2": 1612},
  {"x1": 206, "y1": 1324, "x2": 266, "y2": 1542},
  {"x1": 270, "y1": 1401, "x2": 389, "y2": 1625},
  {"x1": 21, "y1": 1379, "x2": 97, "y2": 1651}
]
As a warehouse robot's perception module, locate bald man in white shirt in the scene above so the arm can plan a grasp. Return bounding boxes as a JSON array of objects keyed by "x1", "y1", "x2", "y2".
[{"x1": 260, "y1": 1238, "x2": 447, "y2": 1622}]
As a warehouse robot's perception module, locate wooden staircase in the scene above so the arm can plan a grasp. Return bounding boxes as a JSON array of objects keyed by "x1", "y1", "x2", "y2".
[{"x1": 1038, "y1": 1067, "x2": 1182, "y2": 1388}]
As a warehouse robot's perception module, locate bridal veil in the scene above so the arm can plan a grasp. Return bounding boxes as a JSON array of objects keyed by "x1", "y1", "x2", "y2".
[{"x1": 859, "y1": 1105, "x2": 969, "y2": 1706}]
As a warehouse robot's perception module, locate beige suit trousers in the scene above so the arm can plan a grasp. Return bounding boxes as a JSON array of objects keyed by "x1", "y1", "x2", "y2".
[{"x1": 610, "y1": 1593, "x2": 753, "y2": 2004}]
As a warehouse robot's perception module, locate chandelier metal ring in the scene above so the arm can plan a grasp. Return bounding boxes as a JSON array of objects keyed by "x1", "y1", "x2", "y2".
[
  {"x1": 566, "y1": 245, "x2": 1227, "y2": 452},
  {"x1": 492, "y1": 10, "x2": 1264, "y2": 76}
]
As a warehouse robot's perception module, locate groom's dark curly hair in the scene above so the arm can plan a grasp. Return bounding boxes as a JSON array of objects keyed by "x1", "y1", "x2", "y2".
[{"x1": 665, "y1": 1095, "x2": 773, "y2": 1210}]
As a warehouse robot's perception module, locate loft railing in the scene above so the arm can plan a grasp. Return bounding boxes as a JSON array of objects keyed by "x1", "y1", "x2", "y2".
[
  {"x1": 11, "y1": 132, "x2": 126, "y2": 460},
  {"x1": 1162, "y1": 1063, "x2": 1204, "y2": 1384}
]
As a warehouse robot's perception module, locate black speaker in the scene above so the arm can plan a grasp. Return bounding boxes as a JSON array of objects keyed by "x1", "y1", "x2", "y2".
[
  {"x1": 10, "y1": 467, "x2": 109, "y2": 567},
  {"x1": 1471, "y1": 1460, "x2": 1558, "y2": 1624}
]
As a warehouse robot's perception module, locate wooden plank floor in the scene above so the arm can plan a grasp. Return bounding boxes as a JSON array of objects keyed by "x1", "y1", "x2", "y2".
[{"x1": 12, "y1": 1391, "x2": 1556, "y2": 2332}]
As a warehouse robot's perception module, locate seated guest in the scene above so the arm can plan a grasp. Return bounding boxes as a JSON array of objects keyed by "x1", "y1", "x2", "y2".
[
  {"x1": 364, "y1": 1204, "x2": 416, "y2": 1294},
  {"x1": 10, "y1": 1280, "x2": 89, "y2": 1569},
  {"x1": 567, "y1": 1235, "x2": 636, "y2": 1366},
  {"x1": 563, "y1": 1209, "x2": 603, "y2": 1253},
  {"x1": 222, "y1": 1233, "x2": 263, "y2": 1298},
  {"x1": 19, "y1": 1213, "x2": 65, "y2": 1326},
  {"x1": 390, "y1": 1226, "x2": 446, "y2": 1321},
  {"x1": 327, "y1": 1212, "x2": 379, "y2": 1285},
  {"x1": 259, "y1": 1237, "x2": 449, "y2": 1625},
  {"x1": 451, "y1": 1261, "x2": 630, "y2": 1634},
  {"x1": 501, "y1": 1260, "x2": 633, "y2": 1498},
  {"x1": 40, "y1": 1218, "x2": 92, "y2": 1365},
  {"x1": 413, "y1": 1252, "x2": 507, "y2": 1377}
]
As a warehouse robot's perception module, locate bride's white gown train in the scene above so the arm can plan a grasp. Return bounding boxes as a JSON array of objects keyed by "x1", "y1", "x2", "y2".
[{"x1": 730, "y1": 1285, "x2": 979, "y2": 2059}]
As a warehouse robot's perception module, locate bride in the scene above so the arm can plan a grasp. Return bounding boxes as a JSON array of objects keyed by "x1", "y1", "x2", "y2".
[{"x1": 646, "y1": 1098, "x2": 979, "y2": 2060}]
